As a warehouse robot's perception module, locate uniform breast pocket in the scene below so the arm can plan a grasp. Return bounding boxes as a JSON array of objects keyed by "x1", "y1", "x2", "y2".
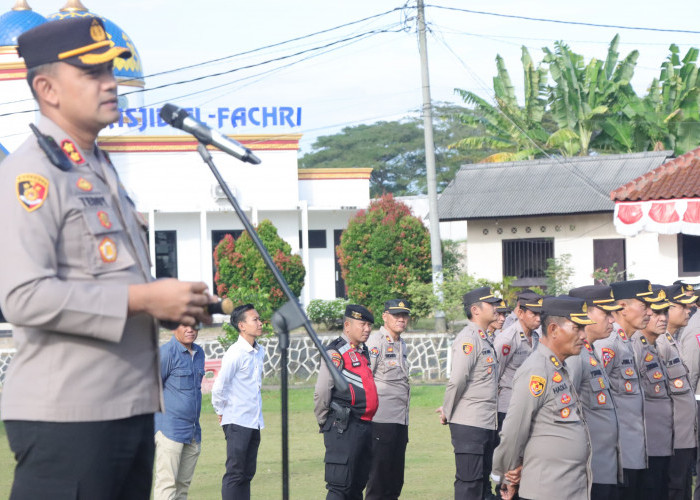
[
  {"x1": 553, "y1": 391, "x2": 579, "y2": 423},
  {"x1": 172, "y1": 368, "x2": 194, "y2": 390},
  {"x1": 195, "y1": 368, "x2": 205, "y2": 388},
  {"x1": 80, "y1": 207, "x2": 135, "y2": 276},
  {"x1": 645, "y1": 366, "x2": 667, "y2": 396}
]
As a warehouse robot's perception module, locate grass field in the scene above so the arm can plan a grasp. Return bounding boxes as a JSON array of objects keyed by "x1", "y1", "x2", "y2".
[{"x1": 0, "y1": 385, "x2": 456, "y2": 499}]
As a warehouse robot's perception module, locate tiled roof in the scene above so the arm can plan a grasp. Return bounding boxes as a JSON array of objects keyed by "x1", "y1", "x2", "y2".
[
  {"x1": 438, "y1": 151, "x2": 672, "y2": 221},
  {"x1": 610, "y1": 147, "x2": 700, "y2": 201}
]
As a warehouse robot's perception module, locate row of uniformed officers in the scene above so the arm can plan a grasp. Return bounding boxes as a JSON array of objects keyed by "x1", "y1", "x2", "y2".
[
  {"x1": 310, "y1": 280, "x2": 699, "y2": 500},
  {"x1": 442, "y1": 280, "x2": 700, "y2": 500}
]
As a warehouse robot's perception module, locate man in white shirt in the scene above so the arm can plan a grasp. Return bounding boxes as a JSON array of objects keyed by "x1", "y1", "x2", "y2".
[{"x1": 212, "y1": 304, "x2": 265, "y2": 500}]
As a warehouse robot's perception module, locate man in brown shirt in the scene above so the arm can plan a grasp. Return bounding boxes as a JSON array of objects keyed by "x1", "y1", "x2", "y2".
[{"x1": 0, "y1": 18, "x2": 213, "y2": 499}]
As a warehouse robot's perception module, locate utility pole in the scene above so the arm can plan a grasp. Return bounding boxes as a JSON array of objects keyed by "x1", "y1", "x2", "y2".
[{"x1": 417, "y1": 0, "x2": 447, "y2": 332}]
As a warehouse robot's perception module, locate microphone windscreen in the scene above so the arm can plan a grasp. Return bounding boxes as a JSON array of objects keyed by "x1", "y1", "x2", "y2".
[
  {"x1": 160, "y1": 104, "x2": 187, "y2": 128},
  {"x1": 207, "y1": 298, "x2": 234, "y2": 316}
]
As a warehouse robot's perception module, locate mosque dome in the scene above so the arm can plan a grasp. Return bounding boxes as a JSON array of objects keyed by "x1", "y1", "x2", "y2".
[
  {"x1": 0, "y1": 1, "x2": 46, "y2": 47},
  {"x1": 47, "y1": 0, "x2": 144, "y2": 87}
]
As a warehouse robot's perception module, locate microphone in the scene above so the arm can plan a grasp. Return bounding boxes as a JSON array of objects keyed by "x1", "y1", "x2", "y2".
[
  {"x1": 208, "y1": 298, "x2": 234, "y2": 316},
  {"x1": 159, "y1": 103, "x2": 261, "y2": 165}
]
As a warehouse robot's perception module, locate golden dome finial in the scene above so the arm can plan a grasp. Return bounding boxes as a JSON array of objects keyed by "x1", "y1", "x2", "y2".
[
  {"x1": 11, "y1": 0, "x2": 32, "y2": 10},
  {"x1": 60, "y1": 0, "x2": 89, "y2": 12}
]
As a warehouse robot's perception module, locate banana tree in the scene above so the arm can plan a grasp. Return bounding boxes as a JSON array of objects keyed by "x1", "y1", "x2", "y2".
[{"x1": 451, "y1": 47, "x2": 552, "y2": 162}]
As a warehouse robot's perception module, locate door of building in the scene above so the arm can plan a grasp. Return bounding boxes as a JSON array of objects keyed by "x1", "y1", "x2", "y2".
[{"x1": 593, "y1": 238, "x2": 627, "y2": 283}]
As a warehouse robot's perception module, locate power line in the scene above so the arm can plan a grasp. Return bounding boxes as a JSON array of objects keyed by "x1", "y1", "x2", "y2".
[{"x1": 426, "y1": 5, "x2": 700, "y2": 35}]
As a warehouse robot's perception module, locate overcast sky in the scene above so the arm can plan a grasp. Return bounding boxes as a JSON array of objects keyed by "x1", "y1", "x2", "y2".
[{"x1": 14, "y1": 0, "x2": 700, "y2": 152}]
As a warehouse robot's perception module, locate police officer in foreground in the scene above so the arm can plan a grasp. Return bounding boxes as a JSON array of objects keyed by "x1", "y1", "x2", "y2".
[
  {"x1": 596, "y1": 280, "x2": 659, "y2": 500},
  {"x1": 568, "y1": 285, "x2": 623, "y2": 500},
  {"x1": 0, "y1": 18, "x2": 214, "y2": 499},
  {"x1": 492, "y1": 296, "x2": 593, "y2": 500},
  {"x1": 632, "y1": 289, "x2": 673, "y2": 500},
  {"x1": 655, "y1": 284, "x2": 698, "y2": 500},
  {"x1": 437, "y1": 287, "x2": 500, "y2": 499},
  {"x1": 365, "y1": 299, "x2": 411, "y2": 500},
  {"x1": 314, "y1": 305, "x2": 378, "y2": 500}
]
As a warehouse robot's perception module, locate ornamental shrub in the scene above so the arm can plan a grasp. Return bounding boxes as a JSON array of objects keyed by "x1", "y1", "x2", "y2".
[
  {"x1": 306, "y1": 298, "x2": 348, "y2": 331},
  {"x1": 337, "y1": 194, "x2": 431, "y2": 326},
  {"x1": 214, "y1": 219, "x2": 306, "y2": 348}
]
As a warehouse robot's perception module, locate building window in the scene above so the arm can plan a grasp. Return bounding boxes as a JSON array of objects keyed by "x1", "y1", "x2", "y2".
[
  {"x1": 155, "y1": 231, "x2": 177, "y2": 278},
  {"x1": 502, "y1": 238, "x2": 554, "y2": 286},
  {"x1": 678, "y1": 234, "x2": 700, "y2": 276},
  {"x1": 299, "y1": 230, "x2": 327, "y2": 249}
]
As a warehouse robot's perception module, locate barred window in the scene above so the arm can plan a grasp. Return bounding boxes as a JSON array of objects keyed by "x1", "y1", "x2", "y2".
[{"x1": 502, "y1": 238, "x2": 554, "y2": 285}]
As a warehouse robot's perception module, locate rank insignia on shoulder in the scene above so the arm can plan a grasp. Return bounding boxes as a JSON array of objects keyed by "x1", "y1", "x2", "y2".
[
  {"x1": 385, "y1": 335, "x2": 393, "y2": 343},
  {"x1": 584, "y1": 341, "x2": 592, "y2": 352},
  {"x1": 618, "y1": 328, "x2": 627, "y2": 340},
  {"x1": 666, "y1": 333, "x2": 674, "y2": 342},
  {"x1": 640, "y1": 336, "x2": 648, "y2": 345},
  {"x1": 76, "y1": 177, "x2": 93, "y2": 191},
  {"x1": 601, "y1": 348, "x2": 615, "y2": 367},
  {"x1": 478, "y1": 330, "x2": 486, "y2": 340},
  {"x1": 560, "y1": 407, "x2": 570, "y2": 418},
  {"x1": 502, "y1": 344, "x2": 511, "y2": 356},
  {"x1": 529, "y1": 375, "x2": 546, "y2": 397},
  {"x1": 331, "y1": 352, "x2": 342, "y2": 368},
  {"x1": 552, "y1": 371, "x2": 562, "y2": 383},
  {"x1": 674, "y1": 379, "x2": 684, "y2": 388},
  {"x1": 98, "y1": 237, "x2": 117, "y2": 263},
  {"x1": 597, "y1": 392, "x2": 606, "y2": 405},
  {"x1": 462, "y1": 343, "x2": 473, "y2": 355},
  {"x1": 61, "y1": 140, "x2": 84, "y2": 165},
  {"x1": 644, "y1": 353, "x2": 653, "y2": 362},
  {"x1": 549, "y1": 355, "x2": 560, "y2": 368},
  {"x1": 16, "y1": 173, "x2": 49, "y2": 212},
  {"x1": 560, "y1": 393, "x2": 571, "y2": 404},
  {"x1": 370, "y1": 347, "x2": 379, "y2": 357}
]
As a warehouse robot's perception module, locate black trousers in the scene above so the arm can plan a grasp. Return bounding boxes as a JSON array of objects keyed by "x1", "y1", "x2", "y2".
[
  {"x1": 365, "y1": 422, "x2": 409, "y2": 500},
  {"x1": 323, "y1": 417, "x2": 372, "y2": 500},
  {"x1": 641, "y1": 456, "x2": 670, "y2": 500},
  {"x1": 222, "y1": 423, "x2": 261, "y2": 500},
  {"x1": 449, "y1": 423, "x2": 496, "y2": 500},
  {"x1": 5, "y1": 414, "x2": 154, "y2": 500},
  {"x1": 669, "y1": 448, "x2": 695, "y2": 500},
  {"x1": 621, "y1": 468, "x2": 645, "y2": 500},
  {"x1": 591, "y1": 483, "x2": 620, "y2": 500}
]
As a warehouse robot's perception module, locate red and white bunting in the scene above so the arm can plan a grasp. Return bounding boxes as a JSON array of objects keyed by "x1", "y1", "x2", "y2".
[{"x1": 614, "y1": 198, "x2": 700, "y2": 236}]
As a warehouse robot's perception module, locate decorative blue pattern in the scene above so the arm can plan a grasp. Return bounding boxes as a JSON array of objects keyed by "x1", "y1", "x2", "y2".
[{"x1": 0, "y1": 9, "x2": 46, "y2": 46}]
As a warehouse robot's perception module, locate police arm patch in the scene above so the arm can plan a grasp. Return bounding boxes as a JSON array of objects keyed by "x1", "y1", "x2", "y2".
[
  {"x1": 501, "y1": 344, "x2": 511, "y2": 356},
  {"x1": 462, "y1": 342, "x2": 473, "y2": 355},
  {"x1": 16, "y1": 173, "x2": 49, "y2": 212},
  {"x1": 529, "y1": 375, "x2": 546, "y2": 397},
  {"x1": 601, "y1": 347, "x2": 615, "y2": 367},
  {"x1": 330, "y1": 351, "x2": 342, "y2": 368}
]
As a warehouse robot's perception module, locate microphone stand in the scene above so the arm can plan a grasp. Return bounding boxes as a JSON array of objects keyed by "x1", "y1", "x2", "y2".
[{"x1": 195, "y1": 143, "x2": 348, "y2": 500}]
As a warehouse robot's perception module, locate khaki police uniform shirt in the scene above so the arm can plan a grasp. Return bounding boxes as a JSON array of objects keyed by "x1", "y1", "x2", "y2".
[
  {"x1": 493, "y1": 321, "x2": 537, "y2": 413},
  {"x1": 595, "y1": 324, "x2": 647, "y2": 469},
  {"x1": 0, "y1": 117, "x2": 160, "y2": 422},
  {"x1": 631, "y1": 332, "x2": 673, "y2": 457},
  {"x1": 492, "y1": 342, "x2": 592, "y2": 499},
  {"x1": 656, "y1": 331, "x2": 697, "y2": 449},
  {"x1": 569, "y1": 340, "x2": 622, "y2": 486},
  {"x1": 678, "y1": 312, "x2": 700, "y2": 395},
  {"x1": 442, "y1": 323, "x2": 498, "y2": 429},
  {"x1": 366, "y1": 326, "x2": 410, "y2": 425}
]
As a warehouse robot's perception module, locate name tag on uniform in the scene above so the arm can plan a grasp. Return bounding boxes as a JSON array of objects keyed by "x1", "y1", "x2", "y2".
[{"x1": 348, "y1": 350, "x2": 360, "y2": 367}]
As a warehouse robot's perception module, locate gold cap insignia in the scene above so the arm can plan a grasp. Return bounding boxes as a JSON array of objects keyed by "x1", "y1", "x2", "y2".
[
  {"x1": 351, "y1": 311, "x2": 362, "y2": 319},
  {"x1": 90, "y1": 19, "x2": 107, "y2": 42},
  {"x1": 399, "y1": 301, "x2": 405, "y2": 307}
]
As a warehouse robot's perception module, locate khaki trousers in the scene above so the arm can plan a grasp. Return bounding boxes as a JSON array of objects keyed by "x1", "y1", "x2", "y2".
[{"x1": 154, "y1": 430, "x2": 201, "y2": 500}]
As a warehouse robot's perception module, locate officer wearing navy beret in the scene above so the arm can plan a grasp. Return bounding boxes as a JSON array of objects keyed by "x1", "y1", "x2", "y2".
[
  {"x1": 438, "y1": 286, "x2": 500, "y2": 499},
  {"x1": 365, "y1": 299, "x2": 411, "y2": 500},
  {"x1": 314, "y1": 304, "x2": 378, "y2": 499},
  {"x1": 493, "y1": 296, "x2": 593, "y2": 500},
  {"x1": 0, "y1": 17, "x2": 214, "y2": 499}
]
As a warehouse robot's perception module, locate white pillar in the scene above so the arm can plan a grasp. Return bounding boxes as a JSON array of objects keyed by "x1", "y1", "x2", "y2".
[
  {"x1": 148, "y1": 209, "x2": 156, "y2": 277},
  {"x1": 299, "y1": 201, "x2": 310, "y2": 306},
  {"x1": 199, "y1": 210, "x2": 213, "y2": 291},
  {"x1": 252, "y1": 206, "x2": 259, "y2": 226}
]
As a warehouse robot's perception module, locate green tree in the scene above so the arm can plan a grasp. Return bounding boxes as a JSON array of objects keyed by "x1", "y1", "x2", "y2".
[
  {"x1": 337, "y1": 194, "x2": 431, "y2": 325},
  {"x1": 544, "y1": 254, "x2": 574, "y2": 296},
  {"x1": 451, "y1": 47, "x2": 552, "y2": 162},
  {"x1": 299, "y1": 104, "x2": 482, "y2": 196},
  {"x1": 214, "y1": 219, "x2": 306, "y2": 346}
]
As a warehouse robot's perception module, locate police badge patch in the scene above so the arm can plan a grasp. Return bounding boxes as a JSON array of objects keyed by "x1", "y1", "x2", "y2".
[
  {"x1": 331, "y1": 352, "x2": 342, "y2": 368},
  {"x1": 462, "y1": 343, "x2": 473, "y2": 355},
  {"x1": 16, "y1": 173, "x2": 49, "y2": 212},
  {"x1": 601, "y1": 348, "x2": 615, "y2": 367},
  {"x1": 529, "y1": 375, "x2": 546, "y2": 397}
]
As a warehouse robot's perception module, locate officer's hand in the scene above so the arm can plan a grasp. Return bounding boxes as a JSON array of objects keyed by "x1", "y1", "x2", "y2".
[
  {"x1": 504, "y1": 465, "x2": 522, "y2": 485},
  {"x1": 435, "y1": 406, "x2": 447, "y2": 425},
  {"x1": 128, "y1": 279, "x2": 214, "y2": 326},
  {"x1": 218, "y1": 414, "x2": 222, "y2": 424}
]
